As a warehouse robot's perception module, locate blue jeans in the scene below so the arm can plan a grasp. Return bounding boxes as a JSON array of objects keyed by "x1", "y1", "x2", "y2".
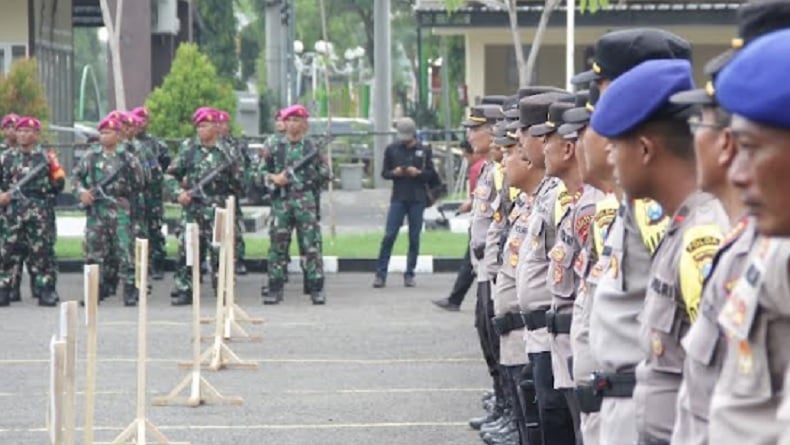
[{"x1": 375, "y1": 200, "x2": 425, "y2": 279}]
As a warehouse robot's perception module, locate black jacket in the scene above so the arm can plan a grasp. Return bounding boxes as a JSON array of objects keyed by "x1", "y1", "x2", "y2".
[{"x1": 381, "y1": 140, "x2": 438, "y2": 203}]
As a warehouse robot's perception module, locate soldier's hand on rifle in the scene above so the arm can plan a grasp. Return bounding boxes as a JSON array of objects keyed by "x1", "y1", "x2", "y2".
[
  {"x1": 271, "y1": 172, "x2": 289, "y2": 186},
  {"x1": 79, "y1": 190, "x2": 94, "y2": 206},
  {"x1": 177, "y1": 190, "x2": 192, "y2": 206},
  {"x1": 0, "y1": 191, "x2": 10, "y2": 206},
  {"x1": 405, "y1": 166, "x2": 421, "y2": 177}
]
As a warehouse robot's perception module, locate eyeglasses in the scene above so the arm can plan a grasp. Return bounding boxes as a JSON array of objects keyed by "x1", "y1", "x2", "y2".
[{"x1": 687, "y1": 116, "x2": 725, "y2": 133}]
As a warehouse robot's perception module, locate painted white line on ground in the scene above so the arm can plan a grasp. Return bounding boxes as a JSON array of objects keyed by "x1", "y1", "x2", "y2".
[
  {"x1": 0, "y1": 421, "x2": 469, "y2": 434},
  {"x1": 0, "y1": 387, "x2": 488, "y2": 397}
]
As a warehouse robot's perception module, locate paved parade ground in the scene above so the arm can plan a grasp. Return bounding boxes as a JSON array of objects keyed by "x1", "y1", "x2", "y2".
[{"x1": 1, "y1": 273, "x2": 488, "y2": 444}]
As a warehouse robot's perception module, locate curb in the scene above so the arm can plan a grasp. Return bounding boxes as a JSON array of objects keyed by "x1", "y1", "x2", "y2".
[{"x1": 54, "y1": 256, "x2": 465, "y2": 274}]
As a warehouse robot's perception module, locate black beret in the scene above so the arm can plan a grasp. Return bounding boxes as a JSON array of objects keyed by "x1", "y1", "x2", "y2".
[{"x1": 572, "y1": 28, "x2": 692, "y2": 84}]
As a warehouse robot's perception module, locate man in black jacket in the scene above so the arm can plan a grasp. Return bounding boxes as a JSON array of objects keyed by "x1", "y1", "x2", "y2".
[{"x1": 373, "y1": 117, "x2": 437, "y2": 288}]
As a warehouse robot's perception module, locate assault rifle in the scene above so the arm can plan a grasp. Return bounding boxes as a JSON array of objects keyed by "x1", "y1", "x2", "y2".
[
  {"x1": 268, "y1": 149, "x2": 320, "y2": 199},
  {"x1": 8, "y1": 162, "x2": 48, "y2": 201},
  {"x1": 79, "y1": 166, "x2": 125, "y2": 211},
  {"x1": 187, "y1": 161, "x2": 232, "y2": 201}
]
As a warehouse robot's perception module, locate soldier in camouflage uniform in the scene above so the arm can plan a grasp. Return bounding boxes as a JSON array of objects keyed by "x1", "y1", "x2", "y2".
[
  {"x1": 255, "y1": 104, "x2": 330, "y2": 305},
  {"x1": 217, "y1": 110, "x2": 249, "y2": 275},
  {"x1": 0, "y1": 113, "x2": 26, "y2": 302},
  {"x1": 0, "y1": 117, "x2": 65, "y2": 306},
  {"x1": 166, "y1": 107, "x2": 245, "y2": 306},
  {"x1": 132, "y1": 106, "x2": 170, "y2": 280},
  {"x1": 72, "y1": 116, "x2": 145, "y2": 306}
]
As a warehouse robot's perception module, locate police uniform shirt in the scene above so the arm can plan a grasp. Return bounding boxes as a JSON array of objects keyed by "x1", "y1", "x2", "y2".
[
  {"x1": 547, "y1": 184, "x2": 601, "y2": 389},
  {"x1": 572, "y1": 191, "x2": 618, "y2": 385},
  {"x1": 709, "y1": 237, "x2": 790, "y2": 445},
  {"x1": 483, "y1": 170, "x2": 510, "y2": 282},
  {"x1": 588, "y1": 198, "x2": 667, "y2": 445},
  {"x1": 516, "y1": 176, "x2": 563, "y2": 354},
  {"x1": 672, "y1": 218, "x2": 756, "y2": 445},
  {"x1": 633, "y1": 191, "x2": 728, "y2": 443},
  {"x1": 470, "y1": 160, "x2": 498, "y2": 278},
  {"x1": 494, "y1": 192, "x2": 535, "y2": 366}
]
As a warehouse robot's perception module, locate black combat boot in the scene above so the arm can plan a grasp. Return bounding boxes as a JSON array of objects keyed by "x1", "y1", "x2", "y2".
[
  {"x1": 303, "y1": 270, "x2": 309, "y2": 295},
  {"x1": 10, "y1": 280, "x2": 21, "y2": 302},
  {"x1": 309, "y1": 278, "x2": 325, "y2": 305},
  {"x1": 171, "y1": 289, "x2": 192, "y2": 306},
  {"x1": 106, "y1": 276, "x2": 118, "y2": 299},
  {"x1": 151, "y1": 260, "x2": 164, "y2": 280},
  {"x1": 38, "y1": 287, "x2": 60, "y2": 307},
  {"x1": 235, "y1": 259, "x2": 247, "y2": 275},
  {"x1": 0, "y1": 288, "x2": 10, "y2": 306},
  {"x1": 263, "y1": 279, "x2": 283, "y2": 305},
  {"x1": 470, "y1": 399, "x2": 504, "y2": 430},
  {"x1": 123, "y1": 284, "x2": 138, "y2": 307}
]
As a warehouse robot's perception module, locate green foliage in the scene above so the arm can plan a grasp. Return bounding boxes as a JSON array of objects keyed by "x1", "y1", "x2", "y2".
[
  {"x1": 0, "y1": 58, "x2": 50, "y2": 126},
  {"x1": 195, "y1": 0, "x2": 239, "y2": 80},
  {"x1": 239, "y1": 18, "x2": 264, "y2": 81},
  {"x1": 580, "y1": 0, "x2": 611, "y2": 13},
  {"x1": 145, "y1": 43, "x2": 237, "y2": 139},
  {"x1": 440, "y1": 0, "x2": 466, "y2": 12}
]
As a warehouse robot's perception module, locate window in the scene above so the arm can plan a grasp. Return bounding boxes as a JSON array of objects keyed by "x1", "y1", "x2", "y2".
[{"x1": 0, "y1": 43, "x2": 28, "y2": 75}]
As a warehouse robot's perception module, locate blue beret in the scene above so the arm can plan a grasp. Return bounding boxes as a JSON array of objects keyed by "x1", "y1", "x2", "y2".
[
  {"x1": 715, "y1": 28, "x2": 790, "y2": 129},
  {"x1": 591, "y1": 59, "x2": 694, "y2": 138}
]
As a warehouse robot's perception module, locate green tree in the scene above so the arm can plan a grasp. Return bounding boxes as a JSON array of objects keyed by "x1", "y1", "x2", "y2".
[
  {"x1": 195, "y1": 0, "x2": 239, "y2": 81},
  {"x1": 145, "y1": 43, "x2": 237, "y2": 139},
  {"x1": 0, "y1": 58, "x2": 50, "y2": 126}
]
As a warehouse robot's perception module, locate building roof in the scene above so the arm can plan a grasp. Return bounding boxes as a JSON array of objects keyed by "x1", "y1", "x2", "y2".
[
  {"x1": 416, "y1": 0, "x2": 744, "y2": 11},
  {"x1": 416, "y1": 0, "x2": 745, "y2": 28}
]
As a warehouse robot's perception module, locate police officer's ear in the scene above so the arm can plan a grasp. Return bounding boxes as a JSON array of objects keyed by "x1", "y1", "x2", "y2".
[{"x1": 562, "y1": 138, "x2": 576, "y2": 161}]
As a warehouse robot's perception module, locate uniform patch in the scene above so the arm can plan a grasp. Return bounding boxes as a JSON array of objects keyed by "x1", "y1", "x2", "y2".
[
  {"x1": 553, "y1": 266, "x2": 564, "y2": 284},
  {"x1": 549, "y1": 245, "x2": 566, "y2": 264},
  {"x1": 575, "y1": 213, "x2": 594, "y2": 244},
  {"x1": 737, "y1": 340, "x2": 753, "y2": 375},
  {"x1": 647, "y1": 201, "x2": 664, "y2": 224},
  {"x1": 609, "y1": 255, "x2": 619, "y2": 279},
  {"x1": 651, "y1": 332, "x2": 664, "y2": 357},
  {"x1": 680, "y1": 225, "x2": 724, "y2": 323},
  {"x1": 509, "y1": 253, "x2": 519, "y2": 267}
]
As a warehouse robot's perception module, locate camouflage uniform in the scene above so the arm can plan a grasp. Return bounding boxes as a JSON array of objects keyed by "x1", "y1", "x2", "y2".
[
  {"x1": 223, "y1": 134, "x2": 251, "y2": 268},
  {"x1": 166, "y1": 138, "x2": 244, "y2": 301},
  {"x1": 0, "y1": 145, "x2": 64, "y2": 306},
  {"x1": 135, "y1": 132, "x2": 170, "y2": 275},
  {"x1": 71, "y1": 145, "x2": 145, "y2": 305},
  {"x1": 255, "y1": 135, "x2": 330, "y2": 302}
]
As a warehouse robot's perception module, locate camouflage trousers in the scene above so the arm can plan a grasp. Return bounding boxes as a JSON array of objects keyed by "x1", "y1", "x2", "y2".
[
  {"x1": 84, "y1": 209, "x2": 135, "y2": 288},
  {"x1": 268, "y1": 192, "x2": 323, "y2": 287},
  {"x1": 146, "y1": 194, "x2": 167, "y2": 270},
  {"x1": 0, "y1": 202, "x2": 57, "y2": 290},
  {"x1": 173, "y1": 204, "x2": 220, "y2": 292},
  {"x1": 235, "y1": 199, "x2": 246, "y2": 261}
]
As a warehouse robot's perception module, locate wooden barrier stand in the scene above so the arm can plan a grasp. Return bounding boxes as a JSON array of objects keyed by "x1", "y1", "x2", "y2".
[
  {"x1": 186, "y1": 208, "x2": 258, "y2": 371},
  {"x1": 154, "y1": 223, "x2": 242, "y2": 406},
  {"x1": 200, "y1": 196, "x2": 264, "y2": 337},
  {"x1": 83, "y1": 265, "x2": 99, "y2": 445},
  {"x1": 97, "y1": 239, "x2": 189, "y2": 445}
]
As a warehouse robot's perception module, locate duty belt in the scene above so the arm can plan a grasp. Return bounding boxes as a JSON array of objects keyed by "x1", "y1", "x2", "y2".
[
  {"x1": 522, "y1": 309, "x2": 548, "y2": 331},
  {"x1": 545, "y1": 310, "x2": 572, "y2": 334},
  {"x1": 575, "y1": 384, "x2": 602, "y2": 413},
  {"x1": 591, "y1": 371, "x2": 636, "y2": 398},
  {"x1": 492, "y1": 312, "x2": 527, "y2": 336}
]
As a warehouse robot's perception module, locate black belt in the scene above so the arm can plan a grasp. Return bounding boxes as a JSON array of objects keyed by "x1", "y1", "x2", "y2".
[
  {"x1": 545, "y1": 310, "x2": 572, "y2": 334},
  {"x1": 492, "y1": 312, "x2": 526, "y2": 336},
  {"x1": 592, "y1": 371, "x2": 636, "y2": 398},
  {"x1": 575, "y1": 385, "x2": 602, "y2": 413},
  {"x1": 523, "y1": 309, "x2": 548, "y2": 331}
]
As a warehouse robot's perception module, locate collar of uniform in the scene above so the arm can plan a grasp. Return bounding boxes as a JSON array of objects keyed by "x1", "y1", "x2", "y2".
[{"x1": 667, "y1": 191, "x2": 712, "y2": 236}]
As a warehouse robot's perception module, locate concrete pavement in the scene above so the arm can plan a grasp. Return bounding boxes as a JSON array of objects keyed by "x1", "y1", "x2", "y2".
[{"x1": 0, "y1": 273, "x2": 487, "y2": 444}]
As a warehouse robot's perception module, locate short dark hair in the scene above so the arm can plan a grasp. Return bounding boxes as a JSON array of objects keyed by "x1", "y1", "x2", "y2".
[{"x1": 641, "y1": 118, "x2": 695, "y2": 160}]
